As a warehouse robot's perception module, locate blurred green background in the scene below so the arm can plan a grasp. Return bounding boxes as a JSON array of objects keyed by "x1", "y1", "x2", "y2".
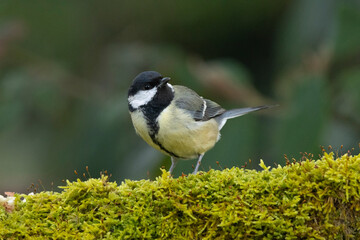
[{"x1": 1, "y1": 0, "x2": 359, "y2": 193}]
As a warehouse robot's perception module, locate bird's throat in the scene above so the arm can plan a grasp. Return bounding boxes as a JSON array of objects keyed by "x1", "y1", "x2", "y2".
[{"x1": 140, "y1": 86, "x2": 173, "y2": 132}]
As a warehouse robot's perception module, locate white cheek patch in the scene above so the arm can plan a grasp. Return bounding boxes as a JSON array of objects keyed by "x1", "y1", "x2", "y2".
[{"x1": 128, "y1": 88, "x2": 157, "y2": 109}]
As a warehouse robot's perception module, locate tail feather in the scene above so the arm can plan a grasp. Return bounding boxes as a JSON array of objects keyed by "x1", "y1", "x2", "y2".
[{"x1": 215, "y1": 104, "x2": 278, "y2": 129}]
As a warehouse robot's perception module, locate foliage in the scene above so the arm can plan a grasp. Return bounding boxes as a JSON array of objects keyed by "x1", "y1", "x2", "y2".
[{"x1": 1, "y1": 152, "x2": 360, "y2": 239}]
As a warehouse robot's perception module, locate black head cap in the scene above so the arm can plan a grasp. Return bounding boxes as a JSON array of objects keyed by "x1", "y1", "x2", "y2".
[
  {"x1": 128, "y1": 71, "x2": 164, "y2": 97},
  {"x1": 128, "y1": 71, "x2": 174, "y2": 113}
]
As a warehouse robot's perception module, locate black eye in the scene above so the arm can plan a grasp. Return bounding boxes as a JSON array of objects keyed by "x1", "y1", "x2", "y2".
[{"x1": 144, "y1": 84, "x2": 152, "y2": 90}]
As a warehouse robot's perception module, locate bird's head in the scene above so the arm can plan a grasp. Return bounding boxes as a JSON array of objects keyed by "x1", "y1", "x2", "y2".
[{"x1": 128, "y1": 71, "x2": 172, "y2": 111}]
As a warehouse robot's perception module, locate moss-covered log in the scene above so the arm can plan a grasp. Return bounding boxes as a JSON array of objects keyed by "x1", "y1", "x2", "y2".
[{"x1": 1, "y1": 152, "x2": 360, "y2": 239}]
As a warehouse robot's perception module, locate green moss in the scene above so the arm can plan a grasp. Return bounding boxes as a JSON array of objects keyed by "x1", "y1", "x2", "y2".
[{"x1": 1, "y1": 152, "x2": 360, "y2": 239}]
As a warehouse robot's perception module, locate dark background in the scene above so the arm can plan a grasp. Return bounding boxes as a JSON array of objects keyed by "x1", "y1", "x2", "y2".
[{"x1": 1, "y1": 0, "x2": 359, "y2": 193}]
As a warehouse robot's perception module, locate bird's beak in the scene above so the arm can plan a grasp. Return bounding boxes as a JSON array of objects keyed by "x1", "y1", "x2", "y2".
[{"x1": 159, "y1": 77, "x2": 171, "y2": 87}]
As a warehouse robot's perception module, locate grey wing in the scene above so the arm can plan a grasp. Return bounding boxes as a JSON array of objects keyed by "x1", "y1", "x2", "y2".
[
  {"x1": 201, "y1": 99, "x2": 226, "y2": 121},
  {"x1": 173, "y1": 85, "x2": 225, "y2": 121}
]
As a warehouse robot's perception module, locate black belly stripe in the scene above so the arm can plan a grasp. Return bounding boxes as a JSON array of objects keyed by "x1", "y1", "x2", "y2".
[
  {"x1": 138, "y1": 85, "x2": 181, "y2": 158},
  {"x1": 150, "y1": 133, "x2": 181, "y2": 158}
]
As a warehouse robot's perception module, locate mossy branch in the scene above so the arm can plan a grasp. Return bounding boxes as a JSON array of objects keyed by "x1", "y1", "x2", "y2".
[{"x1": 1, "y1": 152, "x2": 360, "y2": 239}]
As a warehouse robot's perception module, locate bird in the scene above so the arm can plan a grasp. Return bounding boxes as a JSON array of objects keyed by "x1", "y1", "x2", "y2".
[{"x1": 128, "y1": 71, "x2": 276, "y2": 174}]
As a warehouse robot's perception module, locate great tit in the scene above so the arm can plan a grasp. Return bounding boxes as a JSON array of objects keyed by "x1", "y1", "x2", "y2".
[{"x1": 128, "y1": 71, "x2": 275, "y2": 174}]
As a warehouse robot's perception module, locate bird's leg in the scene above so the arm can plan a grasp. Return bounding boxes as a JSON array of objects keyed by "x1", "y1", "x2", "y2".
[
  {"x1": 169, "y1": 157, "x2": 178, "y2": 174},
  {"x1": 193, "y1": 154, "x2": 204, "y2": 174}
]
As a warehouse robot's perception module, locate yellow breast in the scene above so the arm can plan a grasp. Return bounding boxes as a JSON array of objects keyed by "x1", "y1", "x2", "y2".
[
  {"x1": 156, "y1": 103, "x2": 219, "y2": 159},
  {"x1": 130, "y1": 110, "x2": 163, "y2": 153},
  {"x1": 130, "y1": 104, "x2": 220, "y2": 160}
]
